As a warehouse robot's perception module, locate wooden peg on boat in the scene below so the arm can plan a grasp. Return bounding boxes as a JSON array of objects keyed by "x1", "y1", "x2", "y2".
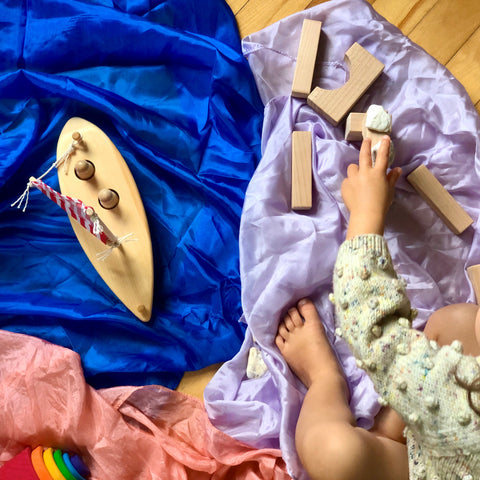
[
  {"x1": 74, "y1": 160, "x2": 95, "y2": 180},
  {"x1": 98, "y1": 188, "x2": 119, "y2": 209},
  {"x1": 72, "y1": 131, "x2": 84, "y2": 146}
]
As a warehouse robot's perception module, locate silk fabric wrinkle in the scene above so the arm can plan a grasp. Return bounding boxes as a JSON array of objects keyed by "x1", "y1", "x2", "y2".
[
  {"x1": 0, "y1": 0, "x2": 264, "y2": 388},
  {"x1": 0, "y1": 329, "x2": 291, "y2": 478},
  {"x1": 204, "y1": 0, "x2": 480, "y2": 479}
]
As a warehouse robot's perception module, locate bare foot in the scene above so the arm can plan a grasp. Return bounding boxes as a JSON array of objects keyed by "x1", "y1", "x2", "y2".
[{"x1": 275, "y1": 298, "x2": 346, "y2": 390}]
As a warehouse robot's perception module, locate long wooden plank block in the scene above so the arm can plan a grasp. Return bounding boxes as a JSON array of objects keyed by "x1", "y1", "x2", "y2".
[
  {"x1": 307, "y1": 43, "x2": 384, "y2": 126},
  {"x1": 291, "y1": 131, "x2": 312, "y2": 210},
  {"x1": 406, "y1": 165, "x2": 473, "y2": 234},
  {"x1": 292, "y1": 19, "x2": 323, "y2": 98}
]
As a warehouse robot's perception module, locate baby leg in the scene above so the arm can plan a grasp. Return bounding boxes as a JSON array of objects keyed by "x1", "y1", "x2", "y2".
[
  {"x1": 276, "y1": 299, "x2": 408, "y2": 480},
  {"x1": 424, "y1": 303, "x2": 480, "y2": 356}
]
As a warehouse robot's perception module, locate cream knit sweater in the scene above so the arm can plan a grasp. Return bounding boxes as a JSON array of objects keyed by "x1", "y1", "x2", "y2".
[{"x1": 333, "y1": 235, "x2": 480, "y2": 480}]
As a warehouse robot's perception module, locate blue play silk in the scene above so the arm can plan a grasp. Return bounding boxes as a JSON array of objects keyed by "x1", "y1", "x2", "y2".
[{"x1": 0, "y1": 0, "x2": 263, "y2": 388}]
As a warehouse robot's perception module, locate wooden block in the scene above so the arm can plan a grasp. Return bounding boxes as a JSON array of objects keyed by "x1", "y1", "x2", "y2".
[
  {"x1": 291, "y1": 131, "x2": 312, "y2": 210},
  {"x1": 406, "y1": 165, "x2": 473, "y2": 235},
  {"x1": 307, "y1": 43, "x2": 384, "y2": 126},
  {"x1": 345, "y1": 112, "x2": 365, "y2": 141},
  {"x1": 292, "y1": 19, "x2": 323, "y2": 98},
  {"x1": 467, "y1": 265, "x2": 480, "y2": 304}
]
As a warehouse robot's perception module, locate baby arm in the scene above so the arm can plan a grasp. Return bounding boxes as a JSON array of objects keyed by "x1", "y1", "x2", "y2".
[
  {"x1": 334, "y1": 139, "x2": 480, "y2": 458},
  {"x1": 341, "y1": 136, "x2": 401, "y2": 239}
]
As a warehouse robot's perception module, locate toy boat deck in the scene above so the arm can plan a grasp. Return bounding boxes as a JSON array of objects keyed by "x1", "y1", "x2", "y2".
[{"x1": 57, "y1": 118, "x2": 153, "y2": 322}]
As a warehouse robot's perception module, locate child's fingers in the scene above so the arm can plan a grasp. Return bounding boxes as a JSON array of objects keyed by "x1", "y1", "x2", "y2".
[
  {"x1": 358, "y1": 138, "x2": 373, "y2": 169},
  {"x1": 347, "y1": 163, "x2": 359, "y2": 177},
  {"x1": 387, "y1": 167, "x2": 402, "y2": 189},
  {"x1": 374, "y1": 136, "x2": 391, "y2": 172}
]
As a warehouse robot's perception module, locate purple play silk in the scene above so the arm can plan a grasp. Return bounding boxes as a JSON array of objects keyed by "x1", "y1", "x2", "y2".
[{"x1": 205, "y1": 0, "x2": 480, "y2": 478}]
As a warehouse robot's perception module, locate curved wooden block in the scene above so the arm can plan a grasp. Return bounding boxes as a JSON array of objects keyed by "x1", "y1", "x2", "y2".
[{"x1": 307, "y1": 43, "x2": 384, "y2": 126}]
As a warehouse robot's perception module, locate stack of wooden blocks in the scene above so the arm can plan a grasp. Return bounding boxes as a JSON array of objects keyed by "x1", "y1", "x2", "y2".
[
  {"x1": 290, "y1": 19, "x2": 385, "y2": 210},
  {"x1": 289, "y1": 18, "x2": 477, "y2": 301}
]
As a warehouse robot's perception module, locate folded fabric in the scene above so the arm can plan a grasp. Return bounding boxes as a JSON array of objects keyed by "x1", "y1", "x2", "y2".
[
  {"x1": 0, "y1": 330, "x2": 289, "y2": 480},
  {"x1": 204, "y1": 0, "x2": 480, "y2": 478},
  {"x1": 0, "y1": 0, "x2": 264, "y2": 389}
]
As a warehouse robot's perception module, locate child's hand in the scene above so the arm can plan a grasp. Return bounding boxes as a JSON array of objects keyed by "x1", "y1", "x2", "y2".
[{"x1": 342, "y1": 136, "x2": 402, "y2": 239}]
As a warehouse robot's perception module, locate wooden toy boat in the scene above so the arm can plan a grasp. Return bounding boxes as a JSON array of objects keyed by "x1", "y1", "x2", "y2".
[{"x1": 55, "y1": 118, "x2": 154, "y2": 322}]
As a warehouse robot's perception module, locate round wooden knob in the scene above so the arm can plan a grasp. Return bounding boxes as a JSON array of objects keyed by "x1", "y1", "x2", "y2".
[
  {"x1": 72, "y1": 131, "x2": 85, "y2": 146},
  {"x1": 74, "y1": 160, "x2": 95, "y2": 180},
  {"x1": 98, "y1": 188, "x2": 119, "y2": 209}
]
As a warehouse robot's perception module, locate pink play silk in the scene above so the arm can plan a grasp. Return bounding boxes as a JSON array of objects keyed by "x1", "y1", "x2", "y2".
[{"x1": 0, "y1": 330, "x2": 289, "y2": 480}]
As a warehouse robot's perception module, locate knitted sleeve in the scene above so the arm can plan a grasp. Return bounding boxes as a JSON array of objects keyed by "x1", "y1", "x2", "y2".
[{"x1": 332, "y1": 234, "x2": 480, "y2": 456}]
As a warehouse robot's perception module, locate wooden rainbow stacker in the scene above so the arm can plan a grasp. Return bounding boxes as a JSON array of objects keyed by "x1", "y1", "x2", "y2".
[{"x1": 55, "y1": 118, "x2": 154, "y2": 322}]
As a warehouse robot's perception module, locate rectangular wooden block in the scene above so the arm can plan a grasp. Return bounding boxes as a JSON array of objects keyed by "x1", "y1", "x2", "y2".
[
  {"x1": 307, "y1": 43, "x2": 384, "y2": 126},
  {"x1": 291, "y1": 19, "x2": 322, "y2": 98},
  {"x1": 467, "y1": 265, "x2": 480, "y2": 304},
  {"x1": 291, "y1": 131, "x2": 312, "y2": 210},
  {"x1": 345, "y1": 112, "x2": 365, "y2": 141},
  {"x1": 406, "y1": 165, "x2": 473, "y2": 235}
]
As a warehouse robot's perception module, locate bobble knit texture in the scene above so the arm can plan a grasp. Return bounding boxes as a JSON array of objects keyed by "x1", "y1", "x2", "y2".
[{"x1": 333, "y1": 235, "x2": 480, "y2": 480}]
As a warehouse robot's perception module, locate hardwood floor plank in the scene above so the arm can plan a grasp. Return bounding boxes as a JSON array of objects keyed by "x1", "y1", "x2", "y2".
[
  {"x1": 176, "y1": 363, "x2": 222, "y2": 401},
  {"x1": 231, "y1": 0, "x2": 313, "y2": 38},
  {"x1": 370, "y1": 0, "x2": 438, "y2": 35},
  {"x1": 226, "y1": 0, "x2": 248, "y2": 16},
  {"x1": 447, "y1": 27, "x2": 480, "y2": 105},
  {"x1": 408, "y1": 0, "x2": 480, "y2": 65}
]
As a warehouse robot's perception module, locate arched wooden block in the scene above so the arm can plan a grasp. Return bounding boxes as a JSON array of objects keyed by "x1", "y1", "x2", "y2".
[{"x1": 307, "y1": 43, "x2": 384, "y2": 126}]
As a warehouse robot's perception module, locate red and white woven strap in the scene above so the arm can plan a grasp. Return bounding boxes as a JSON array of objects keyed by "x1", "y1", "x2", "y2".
[{"x1": 29, "y1": 177, "x2": 118, "y2": 246}]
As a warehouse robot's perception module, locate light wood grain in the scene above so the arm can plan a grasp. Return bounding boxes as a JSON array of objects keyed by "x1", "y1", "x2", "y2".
[
  {"x1": 307, "y1": 43, "x2": 384, "y2": 126},
  {"x1": 408, "y1": 0, "x2": 480, "y2": 65},
  {"x1": 370, "y1": 0, "x2": 438, "y2": 35},
  {"x1": 447, "y1": 27, "x2": 480, "y2": 106},
  {"x1": 176, "y1": 363, "x2": 222, "y2": 400},
  {"x1": 406, "y1": 165, "x2": 473, "y2": 235},
  {"x1": 57, "y1": 118, "x2": 154, "y2": 323},
  {"x1": 291, "y1": 131, "x2": 313, "y2": 210},
  {"x1": 292, "y1": 19, "x2": 323, "y2": 98}
]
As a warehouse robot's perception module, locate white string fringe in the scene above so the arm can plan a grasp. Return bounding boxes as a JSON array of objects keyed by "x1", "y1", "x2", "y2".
[
  {"x1": 11, "y1": 132, "x2": 84, "y2": 212},
  {"x1": 96, "y1": 233, "x2": 137, "y2": 261}
]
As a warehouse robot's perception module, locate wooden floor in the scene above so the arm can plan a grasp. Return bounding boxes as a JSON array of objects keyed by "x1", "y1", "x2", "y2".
[{"x1": 177, "y1": 0, "x2": 480, "y2": 400}]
